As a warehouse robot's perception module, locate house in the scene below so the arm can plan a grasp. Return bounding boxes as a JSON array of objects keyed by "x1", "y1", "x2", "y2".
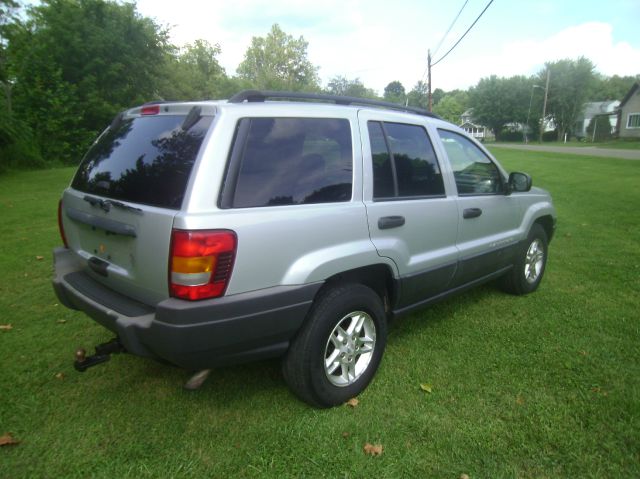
[
  {"x1": 573, "y1": 101, "x2": 620, "y2": 139},
  {"x1": 617, "y1": 82, "x2": 640, "y2": 139},
  {"x1": 459, "y1": 109, "x2": 491, "y2": 140}
]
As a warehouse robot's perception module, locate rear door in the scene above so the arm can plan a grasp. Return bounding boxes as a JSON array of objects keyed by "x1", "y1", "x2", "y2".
[
  {"x1": 359, "y1": 111, "x2": 459, "y2": 308},
  {"x1": 61, "y1": 104, "x2": 215, "y2": 304}
]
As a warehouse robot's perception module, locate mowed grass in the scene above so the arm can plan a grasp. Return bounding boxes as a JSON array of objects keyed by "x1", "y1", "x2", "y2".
[{"x1": 1, "y1": 151, "x2": 639, "y2": 478}]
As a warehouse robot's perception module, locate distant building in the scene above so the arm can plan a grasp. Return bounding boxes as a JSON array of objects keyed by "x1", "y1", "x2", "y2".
[
  {"x1": 617, "y1": 82, "x2": 640, "y2": 139},
  {"x1": 459, "y1": 109, "x2": 491, "y2": 140},
  {"x1": 573, "y1": 101, "x2": 620, "y2": 139}
]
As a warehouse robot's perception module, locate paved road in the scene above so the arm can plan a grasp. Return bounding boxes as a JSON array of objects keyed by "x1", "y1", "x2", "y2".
[{"x1": 488, "y1": 143, "x2": 640, "y2": 160}]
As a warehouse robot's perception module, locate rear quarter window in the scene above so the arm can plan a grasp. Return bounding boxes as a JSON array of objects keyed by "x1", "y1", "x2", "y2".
[
  {"x1": 72, "y1": 114, "x2": 213, "y2": 209},
  {"x1": 223, "y1": 117, "x2": 353, "y2": 208}
]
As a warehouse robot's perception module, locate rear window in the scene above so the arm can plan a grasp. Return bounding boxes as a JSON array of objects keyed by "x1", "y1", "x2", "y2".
[
  {"x1": 222, "y1": 117, "x2": 353, "y2": 208},
  {"x1": 71, "y1": 114, "x2": 213, "y2": 209}
]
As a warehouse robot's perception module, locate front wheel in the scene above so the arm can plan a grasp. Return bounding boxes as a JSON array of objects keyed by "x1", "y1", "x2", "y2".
[
  {"x1": 282, "y1": 283, "x2": 387, "y2": 408},
  {"x1": 502, "y1": 223, "x2": 548, "y2": 295}
]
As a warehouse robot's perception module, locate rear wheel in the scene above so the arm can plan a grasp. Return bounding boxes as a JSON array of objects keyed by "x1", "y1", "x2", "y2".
[
  {"x1": 502, "y1": 223, "x2": 548, "y2": 295},
  {"x1": 282, "y1": 283, "x2": 387, "y2": 408}
]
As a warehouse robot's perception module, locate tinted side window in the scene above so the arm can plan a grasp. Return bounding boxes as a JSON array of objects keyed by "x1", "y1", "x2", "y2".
[
  {"x1": 367, "y1": 122, "x2": 394, "y2": 198},
  {"x1": 229, "y1": 118, "x2": 352, "y2": 208},
  {"x1": 368, "y1": 121, "x2": 444, "y2": 200},
  {"x1": 438, "y1": 129, "x2": 503, "y2": 195}
]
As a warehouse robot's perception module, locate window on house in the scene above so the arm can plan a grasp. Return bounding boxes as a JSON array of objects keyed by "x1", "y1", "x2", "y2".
[{"x1": 627, "y1": 114, "x2": 640, "y2": 129}]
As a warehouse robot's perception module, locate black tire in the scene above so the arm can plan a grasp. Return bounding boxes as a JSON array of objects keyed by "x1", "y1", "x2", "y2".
[
  {"x1": 502, "y1": 223, "x2": 548, "y2": 295},
  {"x1": 282, "y1": 283, "x2": 387, "y2": 408}
]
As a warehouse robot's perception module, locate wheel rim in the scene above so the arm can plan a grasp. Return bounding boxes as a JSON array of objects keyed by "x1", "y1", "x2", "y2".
[
  {"x1": 324, "y1": 311, "x2": 376, "y2": 387},
  {"x1": 524, "y1": 238, "x2": 545, "y2": 284}
]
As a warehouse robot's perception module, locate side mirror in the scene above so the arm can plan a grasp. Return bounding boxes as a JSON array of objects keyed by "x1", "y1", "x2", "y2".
[{"x1": 507, "y1": 172, "x2": 532, "y2": 194}]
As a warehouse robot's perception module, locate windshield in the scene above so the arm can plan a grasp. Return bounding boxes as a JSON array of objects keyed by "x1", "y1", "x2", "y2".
[{"x1": 72, "y1": 114, "x2": 213, "y2": 209}]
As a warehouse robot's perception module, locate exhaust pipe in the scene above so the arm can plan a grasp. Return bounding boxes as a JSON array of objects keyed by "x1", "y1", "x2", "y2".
[{"x1": 74, "y1": 337, "x2": 125, "y2": 372}]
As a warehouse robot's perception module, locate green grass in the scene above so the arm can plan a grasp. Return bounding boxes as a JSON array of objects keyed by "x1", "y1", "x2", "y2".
[
  {"x1": 490, "y1": 138, "x2": 640, "y2": 150},
  {"x1": 1, "y1": 154, "x2": 639, "y2": 478}
]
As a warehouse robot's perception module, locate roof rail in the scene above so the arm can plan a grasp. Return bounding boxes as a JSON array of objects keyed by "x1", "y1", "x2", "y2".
[{"x1": 228, "y1": 90, "x2": 440, "y2": 118}]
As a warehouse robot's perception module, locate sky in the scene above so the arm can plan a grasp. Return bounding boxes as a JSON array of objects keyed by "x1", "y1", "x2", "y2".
[{"x1": 100, "y1": 0, "x2": 640, "y2": 95}]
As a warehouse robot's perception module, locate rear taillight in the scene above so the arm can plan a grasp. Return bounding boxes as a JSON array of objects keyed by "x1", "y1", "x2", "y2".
[
  {"x1": 169, "y1": 229, "x2": 237, "y2": 301},
  {"x1": 58, "y1": 199, "x2": 68, "y2": 248}
]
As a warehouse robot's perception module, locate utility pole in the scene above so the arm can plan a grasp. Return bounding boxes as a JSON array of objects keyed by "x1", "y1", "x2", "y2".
[
  {"x1": 427, "y1": 50, "x2": 432, "y2": 112},
  {"x1": 539, "y1": 67, "x2": 550, "y2": 143}
]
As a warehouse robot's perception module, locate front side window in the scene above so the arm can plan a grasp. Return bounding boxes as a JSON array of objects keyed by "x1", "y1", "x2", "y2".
[
  {"x1": 226, "y1": 118, "x2": 353, "y2": 208},
  {"x1": 368, "y1": 121, "x2": 444, "y2": 200},
  {"x1": 438, "y1": 129, "x2": 503, "y2": 195}
]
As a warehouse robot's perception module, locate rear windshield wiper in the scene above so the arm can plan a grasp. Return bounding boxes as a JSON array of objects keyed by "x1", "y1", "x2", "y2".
[{"x1": 83, "y1": 195, "x2": 142, "y2": 214}]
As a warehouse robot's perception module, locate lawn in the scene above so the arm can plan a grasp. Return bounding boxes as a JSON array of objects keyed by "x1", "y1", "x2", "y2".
[{"x1": 1, "y1": 151, "x2": 639, "y2": 478}]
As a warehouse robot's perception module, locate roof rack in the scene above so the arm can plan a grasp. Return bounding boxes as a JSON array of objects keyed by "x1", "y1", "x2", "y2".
[{"x1": 228, "y1": 90, "x2": 439, "y2": 118}]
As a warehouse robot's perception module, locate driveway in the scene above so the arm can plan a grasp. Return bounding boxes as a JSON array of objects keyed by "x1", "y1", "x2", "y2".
[{"x1": 488, "y1": 143, "x2": 640, "y2": 160}]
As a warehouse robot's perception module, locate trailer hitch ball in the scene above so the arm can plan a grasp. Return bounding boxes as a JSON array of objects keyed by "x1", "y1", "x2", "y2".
[
  {"x1": 75, "y1": 348, "x2": 87, "y2": 363},
  {"x1": 73, "y1": 338, "x2": 124, "y2": 372}
]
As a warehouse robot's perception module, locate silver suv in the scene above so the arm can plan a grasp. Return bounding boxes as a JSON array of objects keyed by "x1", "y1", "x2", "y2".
[{"x1": 53, "y1": 90, "x2": 556, "y2": 407}]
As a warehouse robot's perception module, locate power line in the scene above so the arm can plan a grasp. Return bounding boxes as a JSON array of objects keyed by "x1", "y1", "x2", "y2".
[
  {"x1": 432, "y1": 0, "x2": 494, "y2": 67},
  {"x1": 432, "y1": 0, "x2": 469, "y2": 58}
]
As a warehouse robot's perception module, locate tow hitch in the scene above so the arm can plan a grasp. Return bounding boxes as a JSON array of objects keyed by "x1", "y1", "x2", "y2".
[{"x1": 74, "y1": 338, "x2": 125, "y2": 372}]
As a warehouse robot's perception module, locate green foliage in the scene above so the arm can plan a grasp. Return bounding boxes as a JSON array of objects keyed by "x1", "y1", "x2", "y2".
[
  {"x1": 470, "y1": 75, "x2": 533, "y2": 139},
  {"x1": 591, "y1": 74, "x2": 639, "y2": 101},
  {"x1": 383, "y1": 80, "x2": 406, "y2": 105},
  {"x1": 6, "y1": 0, "x2": 172, "y2": 165},
  {"x1": 325, "y1": 76, "x2": 379, "y2": 99},
  {"x1": 237, "y1": 24, "x2": 320, "y2": 91},
  {"x1": 544, "y1": 57, "x2": 596, "y2": 141},
  {"x1": 586, "y1": 115, "x2": 614, "y2": 142},
  {"x1": 158, "y1": 40, "x2": 230, "y2": 100},
  {"x1": 433, "y1": 90, "x2": 469, "y2": 124},
  {"x1": 406, "y1": 81, "x2": 428, "y2": 109}
]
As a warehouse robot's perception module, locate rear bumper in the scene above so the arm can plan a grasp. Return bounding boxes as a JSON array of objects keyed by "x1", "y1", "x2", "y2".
[{"x1": 52, "y1": 247, "x2": 322, "y2": 370}]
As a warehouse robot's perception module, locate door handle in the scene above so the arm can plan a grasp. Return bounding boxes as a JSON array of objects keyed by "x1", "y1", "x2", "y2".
[
  {"x1": 378, "y1": 215, "x2": 405, "y2": 230},
  {"x1": 463, "y1": 208, "x2": 482, "y2": 219}
]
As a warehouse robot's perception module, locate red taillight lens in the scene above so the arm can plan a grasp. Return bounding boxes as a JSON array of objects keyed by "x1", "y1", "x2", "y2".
[
  {"x1": 141, "y1": 104, "x2": 160, "y2": 115},
  {"x1": 169, "y1": 229, "x2": 237, "y2": 301},
  {"x1": 58, "y1": 199, "x2": 68, "y2": 248}
]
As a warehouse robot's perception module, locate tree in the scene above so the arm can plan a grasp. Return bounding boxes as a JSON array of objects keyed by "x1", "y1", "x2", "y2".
[
  {"x1": 383, "y1": 81, "x2": 406, "y2": 105},
  {"x1": 406, "y1": 81, "x2": 428, "y2": 109},
  {"x1": 590, "y1": 74, "x2": 639, "y2": 101},
  {"x1": 542, "y1": 57, "x2": 596, "y2": 140},
  {"x1": 6, "y1": 0, "x2": 173, "y2": 164},
  {"x1": 586, "y1": 115, "x2": 613, "y2": 142},
  {"x1": 325, "y1": 76, "x2": 378, "y2": 99},
  {"x1": 433, "y1": 90, "x2": 469, "y2": 124},
  {"x1": 469, "y1": 75, "x2": 532, "y2": 139},
  {"x1": 159, "y1": 40, "x2": 229, "y2": 100},
  {"x1": 237, "y1": 24, "x2": 320, "y2": 91}
]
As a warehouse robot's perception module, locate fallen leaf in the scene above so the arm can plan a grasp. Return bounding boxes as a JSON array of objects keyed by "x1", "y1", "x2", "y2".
[
  {"x1": 55, "y1": 373, "x2": 65, "y2": 380},
  {"x1": 56, "y1": 319, "x2": 67, "y2": 324},
  {"x1": 346, "y1": 397, "x2": 359, "y2": 408},
  {"x1": 460, "y1": 474, "x2": 470, "y2": 479},
  {"x1": 363, "y1": 443, "x2": 383, "y2": 456},
  {"x1": 0, "y1": 433, "x2": 20, "y2": 447},
  {"x1": 36, "y1": 255, "x2": 44, "y2": 261},
  {"x1": 342, "y1": 431, "x2": 350, "y2": 439},
  {"x1": 0, "y1": 324, "x2": 12, "y2": 331},
  {"x1": 420, "y1": 383, "x2": 433, "y2": 393},
  {"x1": 516, "y1": 395, "x2": 525, "y2": 406}
]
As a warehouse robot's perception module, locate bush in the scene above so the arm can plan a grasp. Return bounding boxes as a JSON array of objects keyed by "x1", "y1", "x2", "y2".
[{"x1": 498, "y1": 130, "x2": 525, "y2": 142}]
